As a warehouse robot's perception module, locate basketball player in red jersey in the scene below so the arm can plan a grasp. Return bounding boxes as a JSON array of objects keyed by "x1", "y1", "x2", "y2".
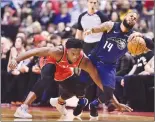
[{"x1": 9, "y1": 38, "x2": 104, "y2": 118}]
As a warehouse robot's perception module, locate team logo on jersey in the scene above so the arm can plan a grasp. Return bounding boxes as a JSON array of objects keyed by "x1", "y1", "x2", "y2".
[
  {"x1": 117, "y1": 40, "x2": 126, "y2": 50},
  {"x1": 107, "y1": 37, "x2": 127, "y2": 50}
]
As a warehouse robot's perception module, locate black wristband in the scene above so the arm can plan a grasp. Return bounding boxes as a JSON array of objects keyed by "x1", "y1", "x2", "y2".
[{"x1": 142, "y1": 36, "x2": 154, "y2": 50}]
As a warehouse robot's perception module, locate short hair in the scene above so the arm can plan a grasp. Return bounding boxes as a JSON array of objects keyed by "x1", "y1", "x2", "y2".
[
  {"x1": 66, "y1": 38, "x2": 83, "y2": 49},
  {"x1": 126, "y1": 11, "x2": 139, "y2": 16}
]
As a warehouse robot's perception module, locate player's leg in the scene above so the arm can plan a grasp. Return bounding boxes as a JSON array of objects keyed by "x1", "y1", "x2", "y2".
[
  {"x1": 73, "y1": 70, "x2": 92, "y2": 116},
  {"x1": 14, "y1": 64, "x2": 56, "y2": 118},
  {"x1": 50, "y1": 74, "x2": 84, "y2": 116},
  {"x1": 89, "y1": 86, "x2": 114, "y2": 118},
  {"x1": 50, "y1": 76, "x2": 76, "y2": 115},
  {"x1": 50, "y1": 84, "x2": 72, "y2": 116},
  {"x1": 73, "y1": 83, "x2": 88, "y2": 116},
  {"x1": 89, "y1": 65, "x2": 116, "y2": 120}
]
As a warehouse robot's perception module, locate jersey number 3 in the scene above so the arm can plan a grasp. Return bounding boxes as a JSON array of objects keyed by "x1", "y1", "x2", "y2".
[{"x1": 103, "y1": 41, "x2": 113, "y2": 52}]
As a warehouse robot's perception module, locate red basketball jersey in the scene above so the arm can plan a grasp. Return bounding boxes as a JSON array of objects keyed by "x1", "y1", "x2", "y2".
[{"x1": 39, "y1": 47, "x2": 84, "y2": 81}]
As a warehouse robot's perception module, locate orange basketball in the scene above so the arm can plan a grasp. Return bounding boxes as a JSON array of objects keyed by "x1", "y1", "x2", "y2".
[{"x1": 127, "y1": 37, "x2": 146, "y2": 55}]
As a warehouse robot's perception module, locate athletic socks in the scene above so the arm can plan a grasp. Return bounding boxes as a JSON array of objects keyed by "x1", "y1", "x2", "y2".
[
  {"x1": 91, "y1": 99, "x2": 100, "y2": 106},
  {"x1": 58, "y1": 99, "x2": 66, "y2": 105}
]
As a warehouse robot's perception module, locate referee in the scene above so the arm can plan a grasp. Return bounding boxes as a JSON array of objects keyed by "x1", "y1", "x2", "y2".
[{"x1": 76, "y1": 0, "x2": 109, "y2": 55}]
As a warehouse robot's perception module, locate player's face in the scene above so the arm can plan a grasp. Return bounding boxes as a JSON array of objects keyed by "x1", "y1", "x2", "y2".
[
  {"x1": 87, "y1": 0, "x2": 98, "y2": 11},
  {"x1": 123, "y1": 12, "x2": 138, "y2": 29},
  {"x1": 67, "y1": 48, "x2": 82, "y2": 63}
]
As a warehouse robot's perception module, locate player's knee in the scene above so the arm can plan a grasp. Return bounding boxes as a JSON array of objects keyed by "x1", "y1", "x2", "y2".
[
  {"x1": 41, "y1": 64, "x2": 56, "y2": 77},
  {"x1": 31, "y1": 80, "x2": 46, "y2": 97}
]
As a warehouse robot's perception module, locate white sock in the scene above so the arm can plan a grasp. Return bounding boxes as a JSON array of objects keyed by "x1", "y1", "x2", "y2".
[{"x1": 21, "y1": 104, "x2": 28, "y2": 110}]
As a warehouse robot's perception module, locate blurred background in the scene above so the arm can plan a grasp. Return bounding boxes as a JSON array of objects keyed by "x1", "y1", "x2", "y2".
[{"x1": 1, "y1": 0, "x2": 154, "y2": 112}]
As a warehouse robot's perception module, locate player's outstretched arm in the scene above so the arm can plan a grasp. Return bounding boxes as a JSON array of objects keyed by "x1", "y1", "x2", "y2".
[
  {"x1": 84, "y1": 21, "x2": 114, "y2": 36},
  {"x1": 9, "y1": 47, "x2": 61, "y2": 70},
  {"x1": 112, "y1": 95, "x2": 133, "y2": 112},
  {"x1": 15, "y1": 47, "x2": 60, "y2": 62},
  {"x1": 79, "y1": 56, "x2": 103, "y2": 91}
]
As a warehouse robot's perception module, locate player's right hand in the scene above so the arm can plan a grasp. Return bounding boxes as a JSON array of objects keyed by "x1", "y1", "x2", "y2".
[{"x1": 9, "y1": 59, "x2": 18, "y2": 70}]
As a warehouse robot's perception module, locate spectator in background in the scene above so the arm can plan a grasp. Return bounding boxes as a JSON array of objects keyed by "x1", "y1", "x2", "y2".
[
  {"x1": 21, "y1": 15, "x2": 33, "y2": 28},
  {"x1": 1, "y1": 37, "x2": 13, "y2": 103},
  {"x1": 114, "y1": 52, "x2": 135, "y2": 103},
  {"x1": 122, "y1": 55, "x2": 154, "y2": 111},
  {"x1": 111, "y1": 12, "x2": 120, "y2": 22},
  {"x1": 41, "y1": 31, "x2": 50, "y2": 42},
  {"x1": 69, "y1": 0, "x2": 87, "y2": 26},
  {"x1": 6, "y1": 36, "x2": 30, "y2": 105},
  {"x1": 119, "y1": 0, "x2": 132, "y2": 21},
  {"x1": 53, "y1": 2, "x2": 71, "y2": 25},
  {"x1": 39, "y1": 1, "x2": 56, "y2": 30},
  {"x1": 130, "y1": 0, "x2": 143, "y2": 14},
  {"x1": 116, "y1": 52, "x2": 134, "y2": 77},
  {"x1": 1, "y1": 4, "x2": 20, "y2": 25},
  {"x1": 47, "y1": 34, "x2": 61, "y2": 47},
  {"x1": 102, "y1": 1, "x2": 113, "y2": 19},
  {"x1": 142, "y1": 0, "x2": 154, "y2": 32},
  {"x1": 47, "y1": 23, "x2": 56, "y2": 34}
]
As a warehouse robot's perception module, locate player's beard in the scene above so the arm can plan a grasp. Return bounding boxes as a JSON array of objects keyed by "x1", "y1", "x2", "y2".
[{"x1": 123, "y1": 19, "x2": 134, "y2": 30}]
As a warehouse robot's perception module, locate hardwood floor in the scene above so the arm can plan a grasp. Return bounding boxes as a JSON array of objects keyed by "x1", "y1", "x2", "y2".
[{"x1": 1, "y1": 104, "x2": 154, "y2": 121}]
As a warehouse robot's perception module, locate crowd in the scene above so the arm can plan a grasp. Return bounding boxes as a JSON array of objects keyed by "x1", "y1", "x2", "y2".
[{"x1": 1, "y1": 0, "x2": 154, "y2": 112}]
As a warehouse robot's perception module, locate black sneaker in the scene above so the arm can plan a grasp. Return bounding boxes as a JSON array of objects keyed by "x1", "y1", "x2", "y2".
[
  {"x1": 73, "y1": 98, "x2": 88, "y2": 116},
  {"x1": 89, "y1": 103, "x2": 98, "y2": 117}
]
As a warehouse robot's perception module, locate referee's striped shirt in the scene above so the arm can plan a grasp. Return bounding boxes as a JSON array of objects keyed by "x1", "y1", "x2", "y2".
[{"x1": 77, "y1": 11, "x2": 109, "y2": 43}]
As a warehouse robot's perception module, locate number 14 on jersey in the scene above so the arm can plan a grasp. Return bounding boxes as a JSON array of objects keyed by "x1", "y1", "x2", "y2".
[{"x1": 103, "y1": 41, "x2": 113, "y2": 52}]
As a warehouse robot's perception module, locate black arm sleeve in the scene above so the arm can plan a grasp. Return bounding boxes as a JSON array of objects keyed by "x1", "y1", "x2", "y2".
[
  {"x1": 77, "y1": 12, "x2": 87, "y2": 31},
  {"x1": 143, "y1": 36, "x2": 154, "y2": 50}
]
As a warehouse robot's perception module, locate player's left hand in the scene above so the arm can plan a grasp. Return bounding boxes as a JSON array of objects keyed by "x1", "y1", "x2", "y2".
[
  {"x1": 116, "y1": 103, "x2": 133, "y2": 112},
  {"x1": 128, "y1": 32, "x2": 143, "y2": 42}
]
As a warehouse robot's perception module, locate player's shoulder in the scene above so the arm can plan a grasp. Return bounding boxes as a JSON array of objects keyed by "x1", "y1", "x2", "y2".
[{"x1": 48, "y1": 45, "x2": 64, "y2": 61}]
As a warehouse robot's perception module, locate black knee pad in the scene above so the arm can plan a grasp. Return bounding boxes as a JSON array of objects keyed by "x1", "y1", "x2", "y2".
[{"x1": 41, "y1": 64, "x2": 56, "y2": 79}]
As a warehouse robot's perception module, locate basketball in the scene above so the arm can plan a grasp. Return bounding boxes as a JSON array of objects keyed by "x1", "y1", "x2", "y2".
[{"x1": 127, "y1": 37, "x2": 147, "y2": 55}]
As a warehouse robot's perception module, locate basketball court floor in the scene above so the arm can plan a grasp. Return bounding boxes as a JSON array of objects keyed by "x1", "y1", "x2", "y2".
[{"x1": 1, "y1": 104, "x2": 154, "y2": 121}]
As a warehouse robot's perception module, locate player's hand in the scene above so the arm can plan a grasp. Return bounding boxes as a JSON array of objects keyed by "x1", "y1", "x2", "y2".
[
  {"x1": 32, "y1": 65, "x2": 41, "y2": 74},
  {"x1": 116, "y1": 103, "x2": 133, "y2": 112},
  {"x1": 19, "y1": 65, "x2": 29, "y2": 73},
  {"x1": 84, "y1": 29, "x2": 93, "y2": 36},
  {"x1": 11, "y1": 69, "x2": 20, "y2": 76},
  {"x1": 128, "y1": 32, "x2": 143, "y2": 42},
  {"x1": 9, "y1": 59, "x2": 18, "y2": 70}
]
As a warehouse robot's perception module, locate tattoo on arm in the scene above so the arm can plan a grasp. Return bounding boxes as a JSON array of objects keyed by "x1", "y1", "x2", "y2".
[{"x1": 92, "y1": 21, "x2": 114, "y2": 33}]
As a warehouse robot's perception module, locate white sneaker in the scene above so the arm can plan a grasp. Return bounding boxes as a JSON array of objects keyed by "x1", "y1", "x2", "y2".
[
  {"x1": 89, "y1": 116, "x2": 98, "y2": 121},
  {"x1": 50, "y1": 98, "x2": 67, "y2": 115},
  {"x1": 14, "y1": 104, "x2": 32, "y2": 118}
]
